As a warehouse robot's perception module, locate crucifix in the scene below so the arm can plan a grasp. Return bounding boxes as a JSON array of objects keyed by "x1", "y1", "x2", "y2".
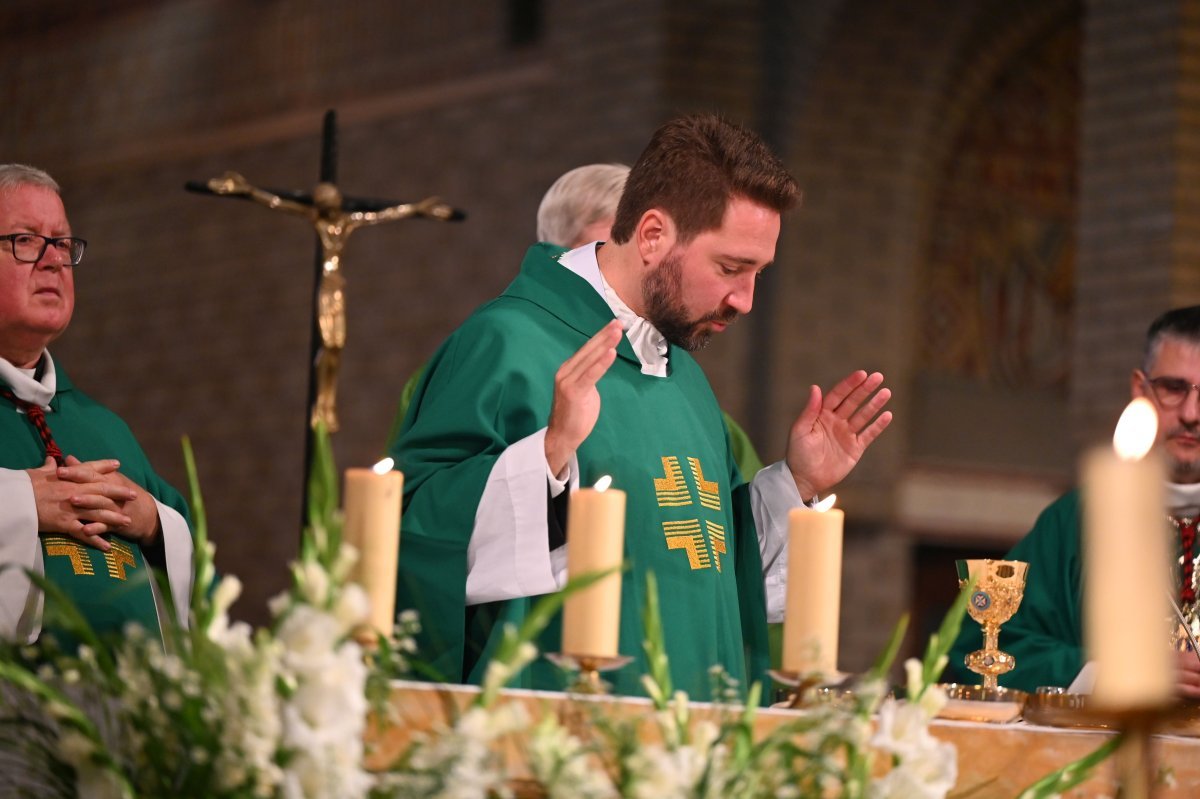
[
  {"x1": 186, "y1": 111, "x2": 464, "y2": 519},
  {"x1": 188, "y1": 112, "x2": 463, "y2": 434}
]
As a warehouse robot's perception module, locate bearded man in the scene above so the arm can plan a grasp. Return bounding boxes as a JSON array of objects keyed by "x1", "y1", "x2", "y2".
[{"x1": 391, "y1": 114, "x2": 892, "y2": 698}]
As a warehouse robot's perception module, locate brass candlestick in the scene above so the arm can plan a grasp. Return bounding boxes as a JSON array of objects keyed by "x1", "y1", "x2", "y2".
[
  {"x1": 957, "y1": 559, "x2": 1028, "y2": 689},
  {"x1": 768, "y1": 669, "x2": 852, "y2": 709},
  {"x1": 545, "y1": 652, "x2": 632, "y2": 695}
]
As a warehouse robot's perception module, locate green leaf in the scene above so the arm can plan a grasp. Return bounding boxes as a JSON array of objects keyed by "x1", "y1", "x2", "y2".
[
  {"x1": 867, "y1": 612, "x2": 909, "y2": 683},
  {"x1": 22, "y1": 570, "x2": 114, "y2": 678},
  {"x1": 1016, "y1": 734, "x2": 1122, "y2": 798},
  {"x1": 181, "y1": 435, "x2": 216, "y2": 631},
  {"x1": 919, "y1": 574, "x2": 975, "y2": 697},
  {"x1": 641, "y1": 571, "x2": 672, "y2": 710},
  {"x1": 474, "y1": 566, "x2": 618, "y2": 708},
  {"x1": 305, "y1": 421, "x2": 342, "y2": 567}
]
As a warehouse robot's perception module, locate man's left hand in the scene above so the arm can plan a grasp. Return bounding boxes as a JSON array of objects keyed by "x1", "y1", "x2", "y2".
[
  {"x1": 785, "y1": 370, "x2": 893, "y2": 500},
  {"x1": 56, "y1": 455, "x2": 162, "y2": 546}
]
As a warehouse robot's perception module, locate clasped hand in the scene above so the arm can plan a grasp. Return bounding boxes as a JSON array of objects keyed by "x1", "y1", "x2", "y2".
[{"x1": 27, "y1": 456, "x2": 161, "y2": 551}]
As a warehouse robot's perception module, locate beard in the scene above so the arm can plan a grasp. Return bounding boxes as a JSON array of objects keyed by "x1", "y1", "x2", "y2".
[
  {"x1": 1166, "y1": 424, "x2": 1200, "y2": 483},
  {"x1": 641, "y1": 250, "x2": 738, "y2": 352}
]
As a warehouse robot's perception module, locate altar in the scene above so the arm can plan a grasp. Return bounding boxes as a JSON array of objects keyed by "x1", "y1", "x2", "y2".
[{"x1": 368, "y1": 681, "x2": 1200, "y2": 797}]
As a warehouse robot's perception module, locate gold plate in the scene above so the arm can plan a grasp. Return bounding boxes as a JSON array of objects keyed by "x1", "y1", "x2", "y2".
[
  {"x1": 936, "y1": 684, "x2": 1027, "y2": 723},
  {"x1": 1023, "y1": 690, "x2": 1113, "y2": 729},
  {"x1": 1163, "y1": 701, "x2": 1200, "y2": 737}
]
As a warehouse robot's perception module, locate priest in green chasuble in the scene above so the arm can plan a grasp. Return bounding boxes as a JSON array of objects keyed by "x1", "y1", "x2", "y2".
[
  {"x1": 947, "y1": 305, "x2": 1200, "y2": 698},
  {"x1": 0, "y1": 164, "x2": 193, "y2": 647},
  {"x1": 392, "y1": 114, "x2": 894, "y2": 699}
]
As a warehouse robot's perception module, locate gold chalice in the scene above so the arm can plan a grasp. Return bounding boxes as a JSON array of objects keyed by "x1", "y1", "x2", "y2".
[{"x1": 956, "y1": 559, "x2": 1029, "y2": 689}]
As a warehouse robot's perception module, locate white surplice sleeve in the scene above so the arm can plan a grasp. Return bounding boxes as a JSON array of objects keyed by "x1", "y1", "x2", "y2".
[
  {"x1": 0, "y1": 468, "x2": 44, "y2": 644},
  {"x1": 749, "y1": 460, "x2": 804, "y2": 623},
  {"x1": 0, "y1": 468, "x2": 194, "y2": 641},
  {"x1": 155, "y1": 501, "x2": 193, "y2": 626},
  {"x1": 465, "y1": 428, "x2": 577, "y2": 605}
]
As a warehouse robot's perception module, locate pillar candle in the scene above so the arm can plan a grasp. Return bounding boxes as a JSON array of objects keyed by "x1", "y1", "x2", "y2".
[
  {"x1": 561, "y1": 479, "x2": 627, "y2": 658},
  {"x1": 343, "y1": 459, "x2": 403, "y2": 638},
  {"x1": 782, "y1": 500, "x2": 845, "y2": 677},
  {"x1": 1083, "y1": 398, "x2": 1173, "y2": 710}
]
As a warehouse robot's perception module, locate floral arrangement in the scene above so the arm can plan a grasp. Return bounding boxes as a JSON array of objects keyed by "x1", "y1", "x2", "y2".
[{"x1": 0, "y1": 431, "x2": 1115, "y2": 798}]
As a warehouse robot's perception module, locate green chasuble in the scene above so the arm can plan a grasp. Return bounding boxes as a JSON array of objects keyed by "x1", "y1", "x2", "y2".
[
  {"x1": 392, "y1": 243, "x2": 770, "y2": 700},
  {"x1": 946, "y1": 491, "x2": 1085, "y2": 692},
  {"x1": 0, "y1": 364, "x2": 191, "y2": 644}
]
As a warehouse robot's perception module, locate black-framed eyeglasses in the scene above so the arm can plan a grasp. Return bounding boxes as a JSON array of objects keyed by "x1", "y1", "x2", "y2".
[
  {"x1": 0, "y1": 233, "x2": 87, "y2": 265},
  {"x1": 1144, "y1": 375, "x2": 1200, "y2": 408}
]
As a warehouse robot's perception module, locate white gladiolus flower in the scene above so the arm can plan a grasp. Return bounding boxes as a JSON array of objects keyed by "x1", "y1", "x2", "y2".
[
  {"x1": 333, "y1": 583, "x2": 371, "y2": 632},
  {"x1": 528, "y1": 715, "x2": 617, "y2": 799},
  {"x1": 212, "y1": 575, "x2": 243, "y2": 618},
  {"x1": 870, "y1": 697, "x2": 957, "y2": 799},
  {"x1": 331, "y1": 544, "x2": 358, "y2": 583},
  {"x1": 905, "y1": 657, "x2": 924, "y2": 700},
  {"x1": 298, "y1": 561, "x2": 331, "y2": 606},
  {"x1": 269, "y1": 589, "x2": 292, "y2": 618},
  {"x1": 917, "y1": 682, "x2": 948, "y2": 718},
  {"x1": 278, "y1": 606, "x2": 342, "y2": 661}
]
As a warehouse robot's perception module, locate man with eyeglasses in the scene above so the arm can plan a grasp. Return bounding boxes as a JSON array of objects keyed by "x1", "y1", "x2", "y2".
[
  {"x1": 0, "y1": 163, "x2": 192, "y2": 647},
  {"x1": 947, "y1": 305, "x2": 1200, "y2": 698}
]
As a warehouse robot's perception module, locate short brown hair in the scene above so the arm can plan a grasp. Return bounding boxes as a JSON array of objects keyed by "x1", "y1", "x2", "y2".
[{"x1": 610, "y1": 114, "x2": 800, "y2": 245}]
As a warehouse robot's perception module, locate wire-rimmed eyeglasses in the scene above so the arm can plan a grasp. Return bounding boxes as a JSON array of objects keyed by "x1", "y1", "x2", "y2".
[{"x1": 0, "y1": 233, "x2": 87, "y2": 265}]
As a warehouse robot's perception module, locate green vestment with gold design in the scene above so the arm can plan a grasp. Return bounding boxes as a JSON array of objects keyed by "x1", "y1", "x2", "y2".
[
  {"x1": 392, "y1": 243, "x2": 770, "y2": 700},
  {"x1": 0, "y1": 365, "x2": 191, "y2": 645}
]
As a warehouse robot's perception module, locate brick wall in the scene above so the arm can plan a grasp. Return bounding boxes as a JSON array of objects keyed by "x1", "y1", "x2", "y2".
[
  {"x1": 5, "y1": 0, "x2": 1182, "y2": 677},
  {"x1": 1074, "y1": 0, "x2": 1200, "y2": 445}
]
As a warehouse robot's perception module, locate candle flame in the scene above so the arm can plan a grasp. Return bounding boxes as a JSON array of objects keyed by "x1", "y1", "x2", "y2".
[
  {"x1": 372, "y1": 457, "x2": 395, "y2": 475},
  {"x1": 813, "y1": 494, "x2": 838, "y2": 512},
  {"x1": 1113, "y1": 398, "x2": 1158, "y2": 461},
  {"x1": 594, "y1": 475, "x2": 613, "y2": 492}
]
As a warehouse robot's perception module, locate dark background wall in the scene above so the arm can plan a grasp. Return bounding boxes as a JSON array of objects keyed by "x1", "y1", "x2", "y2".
[{"x1": 4, "y1": 0, "x2": 1198, "y2": 671}]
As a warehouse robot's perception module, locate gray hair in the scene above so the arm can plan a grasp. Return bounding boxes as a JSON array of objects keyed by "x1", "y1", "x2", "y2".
[
  {"x1": 0, "y1": 164, "x2": 59, "y2": 194},
  {"x1": 536, "y1": 163, "x2": 629, "y2": 247},
  {"x1": 1143, "y1": 305, "x2": 1200, "y2": 372}
]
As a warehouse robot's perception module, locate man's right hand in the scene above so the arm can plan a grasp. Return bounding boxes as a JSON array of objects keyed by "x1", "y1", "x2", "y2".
[
  {"x1": 544, "y1": 320, "x2": 622, "y2": 478},
  {"x1": 26, "y1": 456, "x2": 136, "y2": 552}
]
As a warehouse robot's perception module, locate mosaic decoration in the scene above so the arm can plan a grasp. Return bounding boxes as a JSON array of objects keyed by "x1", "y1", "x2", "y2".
[{"x1": 921, "y1": 21, "x2": 1079, "y2": 390}]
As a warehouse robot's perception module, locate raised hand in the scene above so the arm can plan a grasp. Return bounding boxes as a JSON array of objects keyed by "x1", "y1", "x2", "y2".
[
  {"x1": 785, "y1": 370, "x2": 893, "y2": 500},
  {"x1": 544, "y1": 320, "x2": 623, "y2": 477}
]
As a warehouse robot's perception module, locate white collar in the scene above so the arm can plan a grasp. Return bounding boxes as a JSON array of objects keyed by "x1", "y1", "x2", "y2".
[
  {"x1": 0, "y1": 352, "x2": 56, "y2": 410},
  {"x1": 557, "y1": 243, "x2": 669, "y2": 377},
  {"x1": 1167, "y1": 481, "x2": 1200, "y2": 518}
]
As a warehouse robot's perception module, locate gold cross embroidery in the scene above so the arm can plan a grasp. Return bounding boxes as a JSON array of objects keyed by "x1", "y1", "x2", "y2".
[
  {"x1": 654, "y1": 456, "x2": 692, "y2": 507},
  {"x1": 706, "y1": 520, "x2": 726, "y2": 573},
  {"x1": 44, "y1": 536, "x2": 95, "y2": 576},
  {"x1": 655, "y1": 455, "x2": 729, "y2": 571},
  {"x1": 688, "y1": 457, "x2": 721, "y2": 511},
  {"x1": 104, "y1": 541, "x2": 137, "y2": 581},
  {"x1": 662, "y1": 519, "x2": 710, "y2": 569}
]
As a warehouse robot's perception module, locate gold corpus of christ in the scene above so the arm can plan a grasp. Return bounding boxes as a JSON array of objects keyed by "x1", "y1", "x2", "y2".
[{"x1": 205, "y1": 171, "x2": 459, "y2": 432}]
